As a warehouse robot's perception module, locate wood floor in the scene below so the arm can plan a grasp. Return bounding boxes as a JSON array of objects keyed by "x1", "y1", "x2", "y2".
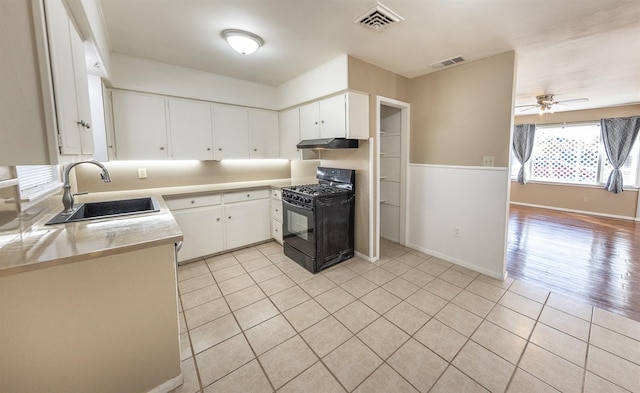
[{"x1": 507, "y1": 204, "x2": 640, "y2": 322}]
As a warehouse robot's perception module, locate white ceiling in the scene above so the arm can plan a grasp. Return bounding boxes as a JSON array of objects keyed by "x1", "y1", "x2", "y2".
[{"x1": 99, "y1": 0, "x2": 640, "y2": 112}]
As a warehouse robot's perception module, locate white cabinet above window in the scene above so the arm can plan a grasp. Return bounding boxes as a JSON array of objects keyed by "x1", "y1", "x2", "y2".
[{"x1": 0, "y1": 0, "x2": 94, "y2": 165}]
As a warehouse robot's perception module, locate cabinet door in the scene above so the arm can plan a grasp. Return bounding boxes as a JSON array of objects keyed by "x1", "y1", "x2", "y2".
[
  {"x1": 112, "y1": 91, "x2": 169, "y2": 160},
  {"x1": 279, "y1": 108, "x2": 300, "y2": 160},
  {"x1": 172, "y1": 205, "x2": 224, "y2": 262},
  {"x1": 168, "y1": 99, "x2": 214, "y2": 160},
  {"x1": 45, "y1": 0, "x2": 83, "y2": 155},
  {"x1": 70, "y1": 24, "x2": 93, "y2": 155},
  {"x1": 299, "y1": 102, "x2": 320, "y2": 140},
  {"x1": 224, "y1": 199, "x2": 270, "y2": 250},
  {"x1": 213, "y1": 104, "x2": 249, "y2": 160},
  {"x1": 248, "y1": 109, "x2": 279, "y2": 158},
  {"x1": 319, "y1": 94, "x2": 347, "y2": 138}
]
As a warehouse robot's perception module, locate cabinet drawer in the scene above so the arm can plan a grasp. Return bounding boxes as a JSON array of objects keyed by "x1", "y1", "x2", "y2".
[
  {"x1": 271, "y1": 188, "x2": 282, "y2": 200},
  {"x1": 271, "y1": 200, "x2": 283, "y2": 222},
  {"x1": 272, "y1": 219, "x2": 283, "y2": 244},
  {"x1": 165, "y1": 194, "x2": 221, "y2": 210},
  {"x1": 224, "y1": 189, "x2": 270, "y2": 203}
]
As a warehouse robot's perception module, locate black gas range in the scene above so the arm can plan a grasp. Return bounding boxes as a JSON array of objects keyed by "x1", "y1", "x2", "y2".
[{"x1": 282, "y1": 167, "x2": 356, "y2": 273}]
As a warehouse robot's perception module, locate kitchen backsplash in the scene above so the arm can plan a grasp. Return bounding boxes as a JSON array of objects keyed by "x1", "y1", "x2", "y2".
[{"x1": 74, "y1": 160, "x2": 292, "y2": 192}]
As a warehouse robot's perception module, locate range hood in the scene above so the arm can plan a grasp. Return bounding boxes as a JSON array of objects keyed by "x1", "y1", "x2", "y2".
[{"x1": 296, "y1": 138, "x2": 359, "y2": 149}]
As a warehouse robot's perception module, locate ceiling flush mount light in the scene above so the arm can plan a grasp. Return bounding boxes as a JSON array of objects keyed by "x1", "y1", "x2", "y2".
[{"x1": 221, "y1": 29, "x2": 263, "y2": 55}]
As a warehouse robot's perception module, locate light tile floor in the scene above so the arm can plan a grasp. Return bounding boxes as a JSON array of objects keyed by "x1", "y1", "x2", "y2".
[{"x1": 171, "y1": 239, "x2": 640, "y2": 393}]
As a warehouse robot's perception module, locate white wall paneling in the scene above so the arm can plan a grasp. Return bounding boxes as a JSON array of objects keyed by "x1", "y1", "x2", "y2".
[{"x1": 406, "y1": 164, "x2": 509, "y2": 279}]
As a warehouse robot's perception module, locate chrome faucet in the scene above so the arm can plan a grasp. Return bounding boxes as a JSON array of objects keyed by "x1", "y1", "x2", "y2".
[{"x1": 61, "y1": 160, "x2": 111, "y2": 214}]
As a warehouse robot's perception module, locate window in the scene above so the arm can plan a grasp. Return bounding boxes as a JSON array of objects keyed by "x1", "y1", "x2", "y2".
[
  {"x1": 16, "y1": 165, "x2": 61, "y2": 202},
  {"x1": 511, "y1": 122, "x2": 640, "y2": 187}
]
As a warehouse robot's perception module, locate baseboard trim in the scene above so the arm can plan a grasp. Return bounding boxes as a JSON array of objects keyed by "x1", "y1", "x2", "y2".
[
  {"x1": 406, "y1": 242, "x2": 506, "y2": 280},
  {"x1": 509, "y1": 202, "x2": 636, "y2": 221},
  {"x1": 355, "y1": 251, "x2": 375, "y2": 262},
  {"x1": 147, "y1": 374, "x2": 183, "y2": 393}
]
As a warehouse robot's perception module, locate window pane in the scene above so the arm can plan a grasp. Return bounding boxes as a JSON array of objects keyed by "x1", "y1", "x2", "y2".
[{"x1": 530, "y1": 124, "x2": 600, "y2": 184}]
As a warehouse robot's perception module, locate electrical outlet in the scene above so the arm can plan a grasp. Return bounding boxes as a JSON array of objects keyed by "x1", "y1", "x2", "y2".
[
  {"x1": 454, "y1": 227, "x2": 461, "y2": 237},
  {"x1": 483, "y1": 156, "x2": 494, "y2": 167},
  {"x1": 138, "y1": 168, "x2": 148, "y2": 179}
]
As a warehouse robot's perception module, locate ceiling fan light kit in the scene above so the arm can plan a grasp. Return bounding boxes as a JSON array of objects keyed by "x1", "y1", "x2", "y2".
[
  {"x1": 516, "y1": 94, "x2": 589, "y2": 115},
  {"x1": 222, "y1": 29, "x2": 263, "y2": 55}
]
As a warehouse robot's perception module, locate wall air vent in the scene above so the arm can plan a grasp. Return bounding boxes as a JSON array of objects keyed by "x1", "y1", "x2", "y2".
[
  {"x1": 354, "y1": 2, "x2": 404, "y2": 31},
  {"x1": 429, "y1": 55, "x2": 466, "y2": 68}
]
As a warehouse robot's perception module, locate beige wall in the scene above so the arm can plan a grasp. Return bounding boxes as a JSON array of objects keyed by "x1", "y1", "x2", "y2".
[
  {"x1": 75, "y1": 160, "x2": 291, "y2": 192},
  {"x1": 512, "y1": 104, "x2": 640, "y2": 217},
  {"x1": 346, "y1": 57, "x2": 412, "y2": 257},
  {"x1": 0, "y1": 244, "x2": 180, "y2": 393},
  {"x1": 410, "y1": 51, "x2": 516, "y2": 166},
  {"x1": 511, "y1": 182, "x2": 638, "y2": 218},
  {"x1": 318, "y1": 142, "x2": 371, "y2": 256}
]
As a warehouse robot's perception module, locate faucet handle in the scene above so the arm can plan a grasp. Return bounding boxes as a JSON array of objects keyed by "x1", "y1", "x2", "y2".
[{"x1": 73, "y1": 192, "x2": 89, "y2": 197}]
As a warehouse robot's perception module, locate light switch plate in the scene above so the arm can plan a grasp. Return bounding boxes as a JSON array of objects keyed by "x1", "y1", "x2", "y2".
[{"x1": 138, "y1": 168, "x2": 148, "y2": 179}]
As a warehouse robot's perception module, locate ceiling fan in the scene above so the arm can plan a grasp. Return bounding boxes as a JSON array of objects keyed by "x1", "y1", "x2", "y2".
[{"x1": 516, "y1": 94, "x2": 589, "y2": 114}]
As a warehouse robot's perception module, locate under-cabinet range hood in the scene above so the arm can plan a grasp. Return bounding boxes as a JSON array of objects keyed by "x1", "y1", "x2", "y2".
[{"x1": 296, "y1": 138, "x2": 359, "y2": 149}]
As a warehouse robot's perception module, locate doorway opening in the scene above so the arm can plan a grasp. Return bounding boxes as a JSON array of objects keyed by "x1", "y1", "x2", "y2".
[{"x1": 373, "y1": 96, "x2": 410, "y2": 261}]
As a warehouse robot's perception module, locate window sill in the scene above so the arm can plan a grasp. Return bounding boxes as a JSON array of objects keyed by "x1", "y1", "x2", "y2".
[{"x1": 510, "y1": 179, "x2": 639, "y2": 191}]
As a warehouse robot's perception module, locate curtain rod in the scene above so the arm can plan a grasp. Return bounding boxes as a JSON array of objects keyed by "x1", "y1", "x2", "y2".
[{"x1": 524, "y1": 120, "x2": 600, "y2": 129}]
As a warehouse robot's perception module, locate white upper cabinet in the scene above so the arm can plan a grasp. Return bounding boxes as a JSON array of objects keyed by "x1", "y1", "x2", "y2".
[
  {"x1": 45, "y1": 0, "x2": 93, "y2": 155},
  {"x1": 213, "y1": 104, "x2": 250, "y2": 160},
  {"x1": 112, "y1": 91, "x2": 169, "y2": 160},
  {"x1": 279, "y1": 107, "x2": 301, "y2": 160},
  {"x1": 297, "y1": 92, "x2": 369, "y2": 141},
  {"x1": 0, "y1": 0, "x2": 96, "y2": 164},
  {"x1": 299, "y1": 101, "x2": 321, "y2": 140},
  {"x1": 248, "y1": 109, "x2": 279, "y2": 159},
  {"x1": 168, "y1": 99, "x2": 214, "y2": 160}
]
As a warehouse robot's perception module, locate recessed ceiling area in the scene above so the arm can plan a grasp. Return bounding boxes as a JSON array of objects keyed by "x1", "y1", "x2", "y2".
[{"x1": 99, "y1": 0, "x2": 640, "y2": 112}]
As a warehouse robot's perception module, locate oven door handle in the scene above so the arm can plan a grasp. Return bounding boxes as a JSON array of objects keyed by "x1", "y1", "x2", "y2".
[{"x1": 282, "y1": 199, "x2": 313, "y2": 211}]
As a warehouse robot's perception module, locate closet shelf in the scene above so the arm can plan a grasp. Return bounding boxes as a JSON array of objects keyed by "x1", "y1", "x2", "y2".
[
  {"x1": 380, "y1": 153, "x2": 400, "y2": 158},
  {"x1": 380, "y1": 177, "x2": 400, "y2": 183}
]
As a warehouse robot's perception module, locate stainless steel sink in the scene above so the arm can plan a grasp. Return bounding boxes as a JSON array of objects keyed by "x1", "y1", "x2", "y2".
[{"x1": 46, "y1": 197, "x2": 160, "y2": 225}]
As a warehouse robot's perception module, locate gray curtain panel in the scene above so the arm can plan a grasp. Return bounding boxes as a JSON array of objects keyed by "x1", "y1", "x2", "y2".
[
  {"x1": 513, "y1": 124, "x2": 536, "y2": 184},
  {"x1": 600, "y1": 116, "x2": 640, "y2": 193}
]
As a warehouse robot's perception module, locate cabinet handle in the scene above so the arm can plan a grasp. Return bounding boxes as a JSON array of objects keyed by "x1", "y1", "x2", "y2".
[
  {"x1": 216, "y1": 218, "x2": 220, "y2": 221},
  {"x1": 253, "y1": 148, "x2": 257, "y2": 152},
  {"x1": 275, "y1": 208, "x2": 278, "y2": 212},
  {"x1": 321, "y1": 120, "x2": 325, "y2": 124},
  {"x1": 218, "y1": 148, "x2": 222, "y2": 151},
  {"x1": 228, "y1": 216, "x2": 231, "y2": 219},
  {"x1": 160, "y1": 147, "x2": 165, "y2": 150},
  {"x1": 77, "y1": 120, "x2": 90, "y2": 129},
  {"x1": 207, "y1": 148, "x2": 211, "y2": 151},
  {"x1": 190, "y1": 200, "x2": 195, "y2": 204},
  {"x1": 246, "y1": 194, "x2": 250, "y2": 198},
  {"x1": 314, "y1": 121, "x2": 318, "y2": 125}
]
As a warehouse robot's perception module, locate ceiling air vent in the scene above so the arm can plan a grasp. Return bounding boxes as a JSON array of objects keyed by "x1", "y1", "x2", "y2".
[
  {"x1": 430, "y1": 55, "x2": 466, "y2": 68},
  {"x1": 354, "y1": 2, "x2": 404, "y2": 31}
]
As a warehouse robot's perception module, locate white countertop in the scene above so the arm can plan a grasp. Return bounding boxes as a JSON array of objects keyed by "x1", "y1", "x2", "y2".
[{"x1": 0, "y1": 178, "x2": 311, "y2": 277}]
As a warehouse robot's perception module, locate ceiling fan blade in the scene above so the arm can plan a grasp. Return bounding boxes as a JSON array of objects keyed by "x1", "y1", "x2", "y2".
[
  {"x1": 555, "y1": 97, "x2": 589, "y2": 104},
  {"x1": 517, "y1": 105, "x2": 539, "y2": 113}
]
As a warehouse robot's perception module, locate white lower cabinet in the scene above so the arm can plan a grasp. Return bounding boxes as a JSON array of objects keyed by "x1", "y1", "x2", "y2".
[
  {"x1": 223, "y1": 190, "x2": 271, "y2": 250},
  {"x1": 167, "y1": 195, "x2": 224, "y2": 263},
  {"x1": 271, "y1": 189, "x2": 283, "y2": 244},
  {"x1": 167, "y1": 189, "x2": 271, "y2": 262}
]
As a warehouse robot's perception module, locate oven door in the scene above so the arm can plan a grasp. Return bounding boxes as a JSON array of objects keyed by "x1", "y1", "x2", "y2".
[{"x1": 282, "y1": 199, "x2": 315, "y2": 257}]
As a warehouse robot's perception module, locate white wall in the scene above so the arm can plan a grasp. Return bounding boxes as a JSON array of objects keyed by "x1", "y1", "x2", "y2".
[
  {"x1": 109, "y1": 53, "x2": 279, "y2": 109},
  {"x1": 406, "y1": 164, "x2": 509, "y2": 279},
  {"x1": 278, "y1": 55, "x2": 348, "y2": 110}
]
